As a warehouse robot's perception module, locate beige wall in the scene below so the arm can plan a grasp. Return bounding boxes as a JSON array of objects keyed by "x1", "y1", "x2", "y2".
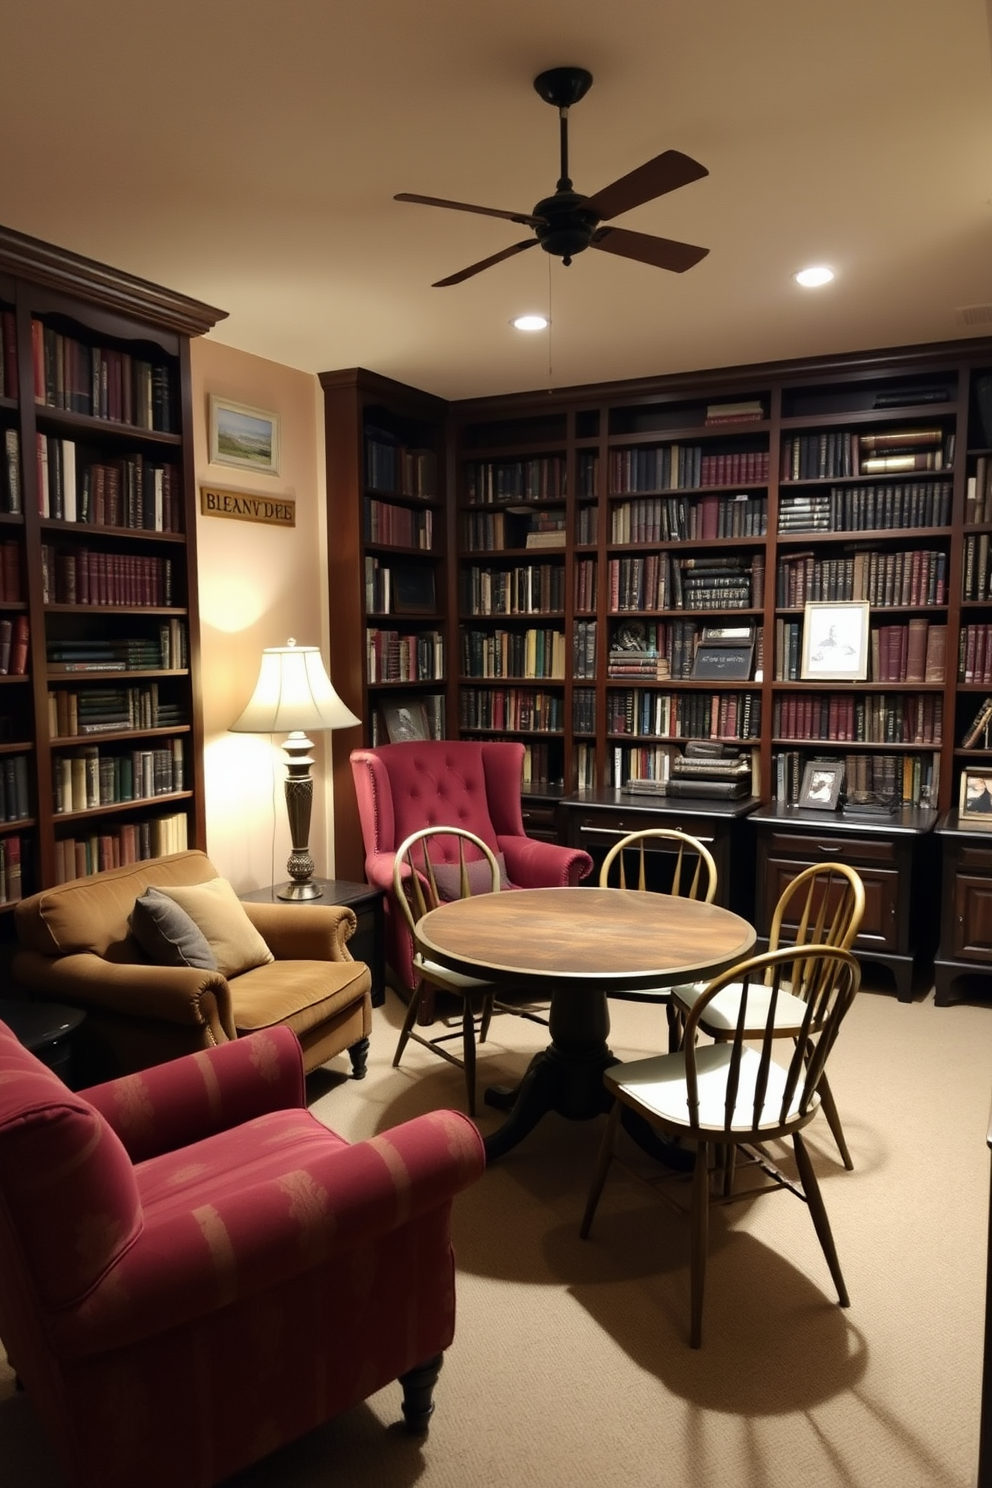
[{"x1": 190, "y1": 339, "x2": 332, "y2": 892}]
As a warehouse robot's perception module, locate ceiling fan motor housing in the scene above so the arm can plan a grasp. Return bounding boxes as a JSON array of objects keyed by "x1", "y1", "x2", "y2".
[{"x1": 533, "y1": 190, "x2": 599, "y2": 262}]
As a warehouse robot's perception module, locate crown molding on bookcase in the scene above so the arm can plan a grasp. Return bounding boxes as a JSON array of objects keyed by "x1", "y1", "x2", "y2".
[{"x1": 0, "y1": 224, "x2": 226, "y2": 339}]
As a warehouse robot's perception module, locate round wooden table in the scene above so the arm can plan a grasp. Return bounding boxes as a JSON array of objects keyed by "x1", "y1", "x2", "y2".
[{"x1": 416, "y1": 886, "x2": 756, "y2": 1160}]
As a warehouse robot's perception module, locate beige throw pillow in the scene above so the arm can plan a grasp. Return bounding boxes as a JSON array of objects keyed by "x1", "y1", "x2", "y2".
[{"x1": 152, "y1": 877, "x2": 274, "y2": 979}]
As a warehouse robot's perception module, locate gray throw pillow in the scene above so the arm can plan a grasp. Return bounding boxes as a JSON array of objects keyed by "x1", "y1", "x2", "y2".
[
  {"x1": 430, "y1": 852, "x2": 509, "y2": 901},
  {"x1": 129, "y1": 886, "x2": 218, "y2": 970}
]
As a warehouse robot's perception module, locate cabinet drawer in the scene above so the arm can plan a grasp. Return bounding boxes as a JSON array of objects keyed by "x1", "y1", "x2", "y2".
[
  {"x1": 572, "y1": 810, "x2": 719, "y2": 847},
  {"x1": 761, "y1": 829, "x2": 897, "y2": 866},
  {"x1": 954, "y1": 843, "x2": 992, "y2": 874}
]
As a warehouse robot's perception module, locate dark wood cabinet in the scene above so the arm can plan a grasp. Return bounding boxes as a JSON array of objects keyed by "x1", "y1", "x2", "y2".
[
  {"x1": 934, "y1": 811, "x2": 992, "y2": 1004},
  {"x1": 520, "y1": 786, "x2": 565, "y2": 843},
  {"x1": 749, "y1": 803, "x2": 939, "y2": 1000},
  {"x1": 560, "y1": 791, "x2": 759, "y2": 917}
]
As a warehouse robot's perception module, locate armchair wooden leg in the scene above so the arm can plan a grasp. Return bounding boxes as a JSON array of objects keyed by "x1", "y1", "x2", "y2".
[
  {"x1": 399, "y1": 1352, "x2": 444, "y2": 1433},
  {"x1": 793, "y1": 1131, "x2": 850, "y2": 1307},
  {"x1": 394, "y1": 986, "x2": 424, "y2": 1067},
  {"x1": 348, "y1": 1037, "x2": 370, "y2": 1079},
  {"x1": 580, "y1": 1101, "x2": 622, "y2": 1239}
]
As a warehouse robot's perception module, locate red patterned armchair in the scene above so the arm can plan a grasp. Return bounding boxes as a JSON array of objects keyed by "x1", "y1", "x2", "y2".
[
  {"x1": 350, "y1": 740, "x2": 593, "y2": 996},
  {"x1": 0, "y1": 1020, "x2": 484, "y2": 1488}
]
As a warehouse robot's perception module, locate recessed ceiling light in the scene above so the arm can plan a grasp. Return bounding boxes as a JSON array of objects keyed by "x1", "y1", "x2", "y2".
[
  {"x1": 795, "y1": 265, "x2": 835, "y2": 288},
  {"x1": 511, "y1": 314, "x2": 549, "y2": 331}
]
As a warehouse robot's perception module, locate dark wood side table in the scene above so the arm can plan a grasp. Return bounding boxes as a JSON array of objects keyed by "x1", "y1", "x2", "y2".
[
  {"x1": 0, "y1": 998, "x2": 86, "y2": 1086},
  {"x1": 933, "y1": 810, "x2": 992, "y2": 1006},
  {"x1": 240, "y1": 879, "x2": 386, "y2": 1007},
  {"x1": 559, "y1": 790, "x2": 761, "y2": 919},
  {"x1": 748, "y1": 803, "x2": 939, "y2": 1002}
]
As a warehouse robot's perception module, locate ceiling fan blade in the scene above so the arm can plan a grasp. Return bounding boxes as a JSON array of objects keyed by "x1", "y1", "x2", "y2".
[
  {"x1": 586, "y1": 150, "x2": 708, "y2": 222},
  {"x1": 396, "y1": 193, "x2": 544, "y2": 229},
  {"x1": 432, "y1": 239, "x2": 539, "y2": 288},
  {"x1": 592, "y1": 226, "x2": 709, "y2": 274}
]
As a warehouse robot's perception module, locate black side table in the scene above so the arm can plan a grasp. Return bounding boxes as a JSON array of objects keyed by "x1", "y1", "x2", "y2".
[
  {"x1": 240, "y1": 879, "x2": 386, "y2": 1007},
  {"x1": 0, "y1": 999, "x2": 86, "y2": 1086}
]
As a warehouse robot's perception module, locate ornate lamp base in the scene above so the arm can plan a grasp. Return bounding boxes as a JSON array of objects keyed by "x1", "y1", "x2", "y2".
[{"x1": 278, "y1": 731, "x2": 324, "y2": 900}]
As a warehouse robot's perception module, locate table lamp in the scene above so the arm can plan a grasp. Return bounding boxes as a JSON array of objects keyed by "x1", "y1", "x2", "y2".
[{"x1": 230, "y1": 639, "x2": 360, "y2": 899}]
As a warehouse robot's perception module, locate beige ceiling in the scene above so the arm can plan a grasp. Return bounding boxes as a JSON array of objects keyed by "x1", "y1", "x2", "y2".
[{"x1": 2, "y1": 1, "x2": 992, "y2": 402}]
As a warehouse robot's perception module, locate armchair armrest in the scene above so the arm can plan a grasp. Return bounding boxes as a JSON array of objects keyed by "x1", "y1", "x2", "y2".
[
  {"x1": 49, "y1": 1108, "x2": 486, "y2": 1360},
  {"x1": 10, "y1": 949, "x2": 235, "y2": 1039},
  {"x1": 241, "y1": 901, "x2": 358, "y2": 961},
  {"x1": 362, "y1": 850, "x2": 397, "y2": 895},
  {"x1": 499, "y1": 836, "x2": 593, "y2": 888},
  {"x1": 83, "y1": 1027, "x2": 306, "y2": 1162}
]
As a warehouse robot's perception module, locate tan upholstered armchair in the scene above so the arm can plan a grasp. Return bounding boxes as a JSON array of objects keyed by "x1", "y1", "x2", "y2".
[{"x1": 12, "y1": 850, "x2": 372, "y2": 1081}]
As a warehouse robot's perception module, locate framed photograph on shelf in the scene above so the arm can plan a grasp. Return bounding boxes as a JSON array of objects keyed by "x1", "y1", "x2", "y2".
[
  {"x1": 799, "y1": 760, "x2": 844, "y2": 811},
  {"x1": 959, "y1": 767, "x2": 992, "y2": 824},
  {"x1": 800, "y1": 601, "x2": 870, "y2": 681},
  {"x1": 382, "y1": 699, "x2": 430, "y2": 744},
  {"x1": 209, "y1": 396, "x2": 280, "y2": 475},
  {"x1": 392, "y1": 565, "x2": 436, "y2": 616}
]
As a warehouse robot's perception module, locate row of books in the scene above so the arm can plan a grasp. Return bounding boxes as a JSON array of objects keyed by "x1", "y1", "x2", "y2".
[
  {"x1": 458, "y1": 687, "x2": 565, "y2": 734},
  {"x1": 966, "y1": 457, "x2": 992, "y2": 525},
  {"x1": 464, "y1": 456, "x2": 566, "y2": 504},
  {"x1": 0, "y1": 754, "x2": 30, "y2": 822},
  {"x1": 576, "y1": 505, "x2": 598, "y2": 544},
  {"x1": 53, "y1": 740, "x2": 186, "y2": 815},
  {"x1": 52, "y1": 812, "x2": 189, "y2": 885},
  {"x1": 772, "y1": 617, "x2": 946, "y2": 684},
  {"x1": 781, "y1": 427, "x2": 955, "y2": 481},
  {"x1": 462, "y1": 562, "x2": 566, "y2": 617},
  {"x1": 40, "y1": 546, "x2": 176, "y2": 608},
  {"x1": 365, "y1": 498, "x2": 434, "y2": 549},
  {"x1": 963, "y1": 534, "x2": 992, "y2": 600},
  {"x1": 958, "y1": 626, "x2": 992, "y2": 686},
  {"x1": 31, "y1": 319, "x2": 174, "y2": 431},
  {"x1": 598, "y1": 690, "x2": 762, "y2": 744},
  {"x1": 573, "y1": 687, "x2": 596, "y2": 734},
  {"x1": 572, "y1": 742, "x2": 597, "y2": 792},
  {"x1": 47, "y1": 683, "x2": 184, "y2": 739},
  {"x1": 772, "y1": 692, "x2": 943, "y2": 745},
  {"x1": 608, "y1": 553, "x2": 762, "y2": 613},
  {"x1": 0, "y1": 834, "x2": 23, "y2": 904},
  {"x1": 778, "y1": 481, "x2": 952, "y2": 533},
  {"x1": 461, "y1": 509, "x2": 568, "y2": 552},
  {"x1": 573, "y1": 620, "x2": 597, "y2": 680},
  {"x1": 574, "y1": 558, "x2": 597, "y2": 610},
  {"x1": 609, "y1": 445, "x2": 770, "y2": 494},
  {"x1": 35, "y1": 437, "x2": 182, "y2": 531},
  {"x1": 0, "y1": 540, "x2": 21, "y2": 601},
  {"x1": 610, "y1": 743, "x2": 676, "y2": 787},
  {"x1": 47, "y1": 621, "x2": 189, "y2": 672},
  {"x1": 775, "y1": 547, "x2": 947, "y2": 608},
  {"x1": 363, "y1": 557, "x2": 437, "y2": 617},
  {"x1": 771, "y1": 749, "x2": 937, "y2": 807},
  {"x1": 0, "y1": 615, "x2": 29, "y2": 675},
  {"x1": 607, "y1": 618, "x2": 702, "y2": 680},
  {"x1": 364, "y1": 430, "x2": 437, "y2": 499},
  {"x1": 366, "y1": 629, "x2": 444, "y2": 684},
  {"x1": 519, "y1": 741, "x2": 563, "y2": 789},
  {"x1": 610, "y1": 492, "x2": 767, "y2": 544},
  {"x1": 460, "y1": 627, "x2": 567, "y2": 681}
]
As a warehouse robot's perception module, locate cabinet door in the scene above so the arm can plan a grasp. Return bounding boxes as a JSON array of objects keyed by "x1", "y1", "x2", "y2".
[
  {"x1": 758, "y1": 843, "x2": 902, "y2": 954},
  {"x1": 950, "y1": 873, "x2": 992, "y2": 962}
]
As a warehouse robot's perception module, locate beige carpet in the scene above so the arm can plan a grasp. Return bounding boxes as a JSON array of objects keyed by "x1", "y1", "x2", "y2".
[{"x1": 2, "y1": 973, "x2": 991, "y2": 1488}]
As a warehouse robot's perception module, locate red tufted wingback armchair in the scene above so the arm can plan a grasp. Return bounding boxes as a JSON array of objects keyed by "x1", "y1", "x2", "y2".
[
  {"x1": 350, "y1": 740, "x2": 593, "y2": 997},
  {"x1": 0, "y1": 1020, "x2": 485, "y2": 1488}
]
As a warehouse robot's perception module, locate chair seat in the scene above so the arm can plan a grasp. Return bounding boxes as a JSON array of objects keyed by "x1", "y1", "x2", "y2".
[
  {"x1": 671, "y1": 979, "x2": 808, "y2": 1034},
  {"x1": 414, "y1": 953, "x2": 492, "y2": 995},
  {"x1": 607, "y1": 1043, "x2": 816, "y2": 1135}
]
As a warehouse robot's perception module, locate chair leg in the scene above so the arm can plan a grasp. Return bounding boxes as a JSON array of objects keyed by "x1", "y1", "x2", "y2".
[
  {"x1": 816, "y1": 1073, "x2": 854, "y2": 1170},
  {"x1": 461, "y1": 996, "x2": 478, "y2": 1117},
  {"x1": 690, "y1": 1140, "x2": 711, "y2": 1348},
  {"x1": 793, "y1": 1131, "x2": 850, "y2": 1308},
  {"x1": 479, "y1": 992, "x2": 495, "y2": 1044},
  {"x1": 580, "y1": 1101, "x2": 622, "y2": 1239},
  {"x1": 394, "y1": 986, "x2": 424, "y2": 1067}
]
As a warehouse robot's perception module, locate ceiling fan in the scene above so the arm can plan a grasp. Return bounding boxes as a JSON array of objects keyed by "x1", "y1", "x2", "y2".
[{"x1": 395, "y1": 66, "x2": 709, "y2": 288}]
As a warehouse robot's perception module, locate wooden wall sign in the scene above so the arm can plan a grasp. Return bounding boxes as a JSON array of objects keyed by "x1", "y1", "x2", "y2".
[{"x1": 199, "y1": 485, "x2": 296, "y2": 527}]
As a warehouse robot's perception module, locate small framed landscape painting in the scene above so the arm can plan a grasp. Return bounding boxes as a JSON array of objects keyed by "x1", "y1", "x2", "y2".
[
  {"x1": 800, "y1": 602, "x2": 870, "y2": 682},
  {"x1": 209, "y1": 396, "x2": 280, "y2": 475},
  {"x1": 959, "y1": 767, "x2": 992, "y2": 824},
  {"x1": 799, "y1": 760, "x2": 844, "y2": 811}
]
